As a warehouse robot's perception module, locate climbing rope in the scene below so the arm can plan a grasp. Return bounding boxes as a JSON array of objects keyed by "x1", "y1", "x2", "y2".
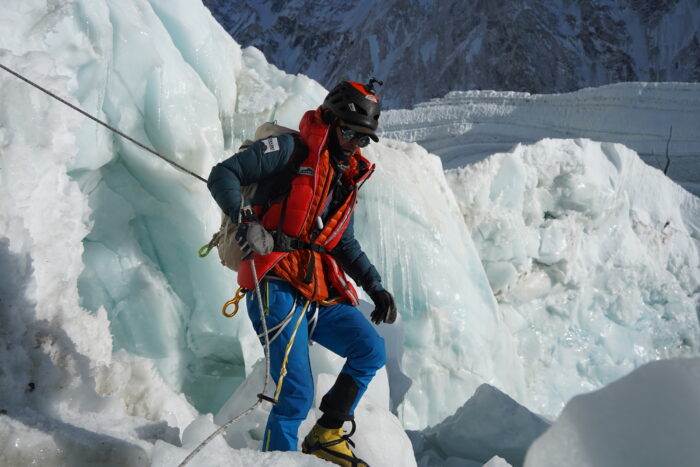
[
  {"x1": 0, "y1": 62, "x2": 278, "y2": 466},
  {"x1": 273, "y1": 299, "x2": 310, "y2": 402},
  {"x1": 0, "y1": 62, "x2": 207, "y2": 183}
]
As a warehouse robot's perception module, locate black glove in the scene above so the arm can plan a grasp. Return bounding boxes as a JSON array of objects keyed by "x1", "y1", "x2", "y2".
[
  {"x1": 369, "y1": 289, "x2": 397, "y2": 325},
  {"x1": 235, "y1": 208, "x2": 274, "y2": 259}
]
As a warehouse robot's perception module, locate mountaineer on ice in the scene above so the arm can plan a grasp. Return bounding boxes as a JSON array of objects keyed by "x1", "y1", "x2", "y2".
[{"x1": 207, "y1": 79, "x2": 397, "y2": 466}]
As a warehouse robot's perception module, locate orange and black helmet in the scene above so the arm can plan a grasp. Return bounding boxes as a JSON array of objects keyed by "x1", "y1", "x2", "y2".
[{"x1": 322, "y1": 79, "x2": 382, "y2": 141}]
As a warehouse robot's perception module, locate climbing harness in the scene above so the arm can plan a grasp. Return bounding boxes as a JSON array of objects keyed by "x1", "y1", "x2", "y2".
[
  {"x1": 0, "y1": 62, "x2": 281, "y2": 466},
  {"x1": 258, "y1": 295, "x2": 296, "y2": 344},
  {"x1": 307, "y1": 303, "x2": 319, "y2": 346}
]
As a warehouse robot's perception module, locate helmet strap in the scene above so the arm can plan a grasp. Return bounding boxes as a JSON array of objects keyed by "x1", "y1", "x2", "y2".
[{"x1": 321, "y1": 108, "x2": 334, "y2": 125}]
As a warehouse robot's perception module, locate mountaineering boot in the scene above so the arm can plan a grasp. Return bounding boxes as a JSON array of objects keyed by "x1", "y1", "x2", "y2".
[{"x1": 301, "y1": 421, "x2": 369, "y2": 467}]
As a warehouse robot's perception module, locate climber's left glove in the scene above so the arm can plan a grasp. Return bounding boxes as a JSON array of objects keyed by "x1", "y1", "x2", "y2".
[{"x1": 369, "y1": 289, "x2": 397, "y2": 325}]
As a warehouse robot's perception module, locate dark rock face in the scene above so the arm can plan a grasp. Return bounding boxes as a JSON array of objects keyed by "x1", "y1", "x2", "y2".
[{"x1": 203, "y1": 0, "x2": 700, "y2": 109}]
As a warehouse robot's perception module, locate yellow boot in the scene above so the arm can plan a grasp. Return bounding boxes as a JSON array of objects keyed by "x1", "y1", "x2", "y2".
[{"x1": 301, "y1": 421, "x2": 369, "y2": 467}]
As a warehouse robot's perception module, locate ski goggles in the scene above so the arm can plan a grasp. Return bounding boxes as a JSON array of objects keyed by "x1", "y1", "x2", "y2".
[{"x1": 340, "y1": 127, "x2": 372, "y2": 148}]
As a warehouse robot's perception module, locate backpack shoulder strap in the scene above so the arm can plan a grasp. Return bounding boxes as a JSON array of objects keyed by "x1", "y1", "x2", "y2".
[{"x1": 265, "y1": 133, "x2": 307, "y2": 202}]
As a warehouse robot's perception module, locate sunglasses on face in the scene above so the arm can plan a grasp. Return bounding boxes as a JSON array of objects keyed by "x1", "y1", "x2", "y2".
[{"x1": 340, "y1": 126, "x2": 372, "y2": 148}]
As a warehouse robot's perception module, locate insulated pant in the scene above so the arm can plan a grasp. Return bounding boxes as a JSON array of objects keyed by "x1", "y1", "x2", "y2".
[{"x1": 246, "y1": 278, "x2": 386, "y2": 452}]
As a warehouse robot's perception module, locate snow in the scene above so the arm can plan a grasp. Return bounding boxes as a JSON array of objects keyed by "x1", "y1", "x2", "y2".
[
  {"x1": 207, "y1": 342, "x2": 415, "y2": 467},
  {"x1": 1, "y1": 0, "x2": 700, "y2": 466},
  {"x1": 524, "y1": 358, "x2": 700, "y2": 467},
  {"x1": 484, "y1": 457, "x2": 513, "y2": 467},
  {"x1": 410, "y1": 384, "x2": 549, "y2": 466},
  {"x1": 446, "y1": 138, "x2": 700, "y2": 415}
]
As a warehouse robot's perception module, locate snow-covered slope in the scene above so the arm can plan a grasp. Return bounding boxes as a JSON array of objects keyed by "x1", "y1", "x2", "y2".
[
  {"x1": 381, "y1": 82, "x2": 700, "y2": 195},
  {"x1": 524, "y1": 358, "x2": 700, "y2": 467},
  {"x1": 203, "y1": 0, "x2": 700, "y2": 109}
]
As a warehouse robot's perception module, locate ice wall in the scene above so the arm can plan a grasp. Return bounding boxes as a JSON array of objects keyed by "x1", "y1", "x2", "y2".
[
  {"x1": 357, "y1": 140, "x2": 525, "y2": 428},
  {"x1": 62, "y1": 0, "x2": 324, "y2": 414},
  {"x1": 447, "y1": 138, "x2": 700, "y2": 415},
  {"x1": 0, "y1": 25, "x2": 195, "y2": 467}
]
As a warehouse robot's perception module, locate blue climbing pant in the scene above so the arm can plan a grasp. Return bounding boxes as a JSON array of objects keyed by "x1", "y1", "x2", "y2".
[{"x1": 246, "y1": 278, "x2": 386, "y2": 452}]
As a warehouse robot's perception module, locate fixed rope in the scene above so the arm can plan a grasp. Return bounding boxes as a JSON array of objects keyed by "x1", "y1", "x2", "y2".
[
  {"x1": 0, "y1": 62, "x2": 207, "y2": 184},
  {"x1": 0, "y1": 62, "x2": 278, "y2": 465},
  {"x1": 177, "y1": 260, "x2": 275, "y2": 467}
]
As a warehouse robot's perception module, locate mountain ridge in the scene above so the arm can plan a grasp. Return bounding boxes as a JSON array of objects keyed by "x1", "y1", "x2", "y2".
[{"x1": 203, "y1": 0, "x2": 700, "y2": 109}]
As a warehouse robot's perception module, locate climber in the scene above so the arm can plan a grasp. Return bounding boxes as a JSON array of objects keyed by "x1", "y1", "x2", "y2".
[{"x1": 207, "y1": 79, "x2": 397, "y2": 466}]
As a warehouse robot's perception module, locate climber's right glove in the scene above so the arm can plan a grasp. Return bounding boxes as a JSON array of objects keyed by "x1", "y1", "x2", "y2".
[{"x1": 235, "y1": 207, "x2": 274, "y2": 259}]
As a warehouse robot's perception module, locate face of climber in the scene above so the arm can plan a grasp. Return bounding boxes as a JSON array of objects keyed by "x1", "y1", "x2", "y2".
[{"x1": 334, "y1": 122, "x2": 371, "y2": 159}]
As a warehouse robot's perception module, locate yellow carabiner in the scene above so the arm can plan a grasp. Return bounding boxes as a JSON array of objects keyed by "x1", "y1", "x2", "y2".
[{"x1": 222, "y1": 287, "x2": 247, "y2": 318}]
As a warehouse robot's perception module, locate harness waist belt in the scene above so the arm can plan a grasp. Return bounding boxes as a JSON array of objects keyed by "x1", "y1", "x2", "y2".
[{"x1": 274, "y1": 232, "x2": 328, "y2": 254}]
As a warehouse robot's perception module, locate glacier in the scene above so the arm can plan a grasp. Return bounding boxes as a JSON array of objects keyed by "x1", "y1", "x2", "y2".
[
  {"x1": 380, "y1": 83, "x2": 700, "y2": 196},
  {"x1": 1, "y1": 0, "x2": 700, "y2": 466}
]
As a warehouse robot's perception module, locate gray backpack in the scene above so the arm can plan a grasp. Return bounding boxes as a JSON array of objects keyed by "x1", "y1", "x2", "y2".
[{"x1": 199, "y1": 122, "x2": 299, "y2": 271}]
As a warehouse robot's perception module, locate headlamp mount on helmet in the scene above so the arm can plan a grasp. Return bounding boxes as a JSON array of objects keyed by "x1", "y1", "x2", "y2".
[{"x1": 366, "y1": 77, "x2": 383, "y2": 94}]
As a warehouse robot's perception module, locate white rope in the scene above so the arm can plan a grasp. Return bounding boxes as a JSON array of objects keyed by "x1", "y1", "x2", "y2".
[
  {"x1": 178, "y1": 260, "x2": 273, "y2": 466},
  {"x1": 258, "y1": 295, "x2": 297, "y2": 345},
  {"x1": 0, "y1": 62, "x2": 208, "y2": 183},
  {"x1": 307, "y1": 302, "x2": 319, "y2": 345}
]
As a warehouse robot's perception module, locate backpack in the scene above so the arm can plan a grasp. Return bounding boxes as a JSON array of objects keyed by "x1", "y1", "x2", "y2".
[{"x1": 199, "y1": 122, "x2": 301, "y2": 272}]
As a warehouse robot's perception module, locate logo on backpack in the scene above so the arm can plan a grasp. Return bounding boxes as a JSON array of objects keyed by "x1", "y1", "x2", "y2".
[
  {"x1": 298, "y1": 166, "x2": 314, "y2": 176},
  {"x1": 262, "y1": 137, "x2": 279, "y2": 154}
]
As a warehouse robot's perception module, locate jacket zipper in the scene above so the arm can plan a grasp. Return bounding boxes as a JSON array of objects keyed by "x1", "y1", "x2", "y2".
[
  {"x1": 323, "y1": 189, "x2": 358, "y2": 247},
  {"x1": 297, "y1": 126, "x2": 330, "y2": 236}
]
